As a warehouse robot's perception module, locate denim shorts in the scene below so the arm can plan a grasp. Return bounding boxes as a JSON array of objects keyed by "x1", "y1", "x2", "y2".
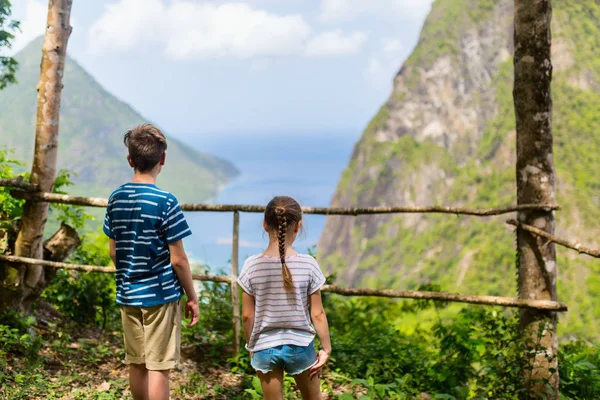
[{"x1": 251, "y1": 341, "x2": 318, "y2": 376}]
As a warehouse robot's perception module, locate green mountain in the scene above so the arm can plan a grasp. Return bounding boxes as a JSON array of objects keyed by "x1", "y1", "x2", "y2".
[
  {"x1": 319, "y1": 0, "x2": 600, "y2": 338},
  {"x1": 0, "y1": 37, "x2": 238, "y2": 202}
]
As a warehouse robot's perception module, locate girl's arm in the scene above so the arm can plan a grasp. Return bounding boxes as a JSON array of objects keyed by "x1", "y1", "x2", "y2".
[
  {"x1": 241, "y1": 291, "x2": 255, "y2": 345},
  {"x1": 309, "y1": 290, "x2": 331, "y2": 378}
]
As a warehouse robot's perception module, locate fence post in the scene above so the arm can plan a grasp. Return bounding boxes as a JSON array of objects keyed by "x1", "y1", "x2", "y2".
[
  {"x1": 231, "y1": 211, "x2": 241, "y2": 356},
  {"x1": 513, "y1": 0, "x2": 558, "y2": 397}
]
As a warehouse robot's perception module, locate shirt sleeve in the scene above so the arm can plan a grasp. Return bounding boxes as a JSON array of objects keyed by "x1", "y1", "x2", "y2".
[
  {"x1": 237, "y1": 261, "x2": 254, "y2": 296},
  {"x1": 102, "y1": 206, "x2": 114, "y2": 239},
  {"x1": 162, "y1": 196, "x2": 192, "y2": 243},
  {"x1": 308, "y1": 259, "x2": 326, "y2": 295}
]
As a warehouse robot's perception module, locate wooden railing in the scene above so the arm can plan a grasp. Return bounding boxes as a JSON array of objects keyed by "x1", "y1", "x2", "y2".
[{"x1": 2, "y1": 180, "x2": 592, "y2": 355}]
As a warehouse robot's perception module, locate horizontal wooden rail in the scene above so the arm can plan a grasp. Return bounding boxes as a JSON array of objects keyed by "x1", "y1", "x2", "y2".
[
  {"x1": 0, "y1": 254, "x2": 230, "y2": 283},
  {"x1": 507, "y1": 219, "x2": 600, "y2": 258},
  {"x1": 320, "y1": 285, "x2": 567, "y2": 311},
  {"x1": 6, "y1": 189, "x2": 559, "y2": 216},
  {"x1": 0, "y1": 254, "x2": 567, "y2": 311},
  {"x1": 0, "y1": 177, "x2": 38, "y2": 192}
]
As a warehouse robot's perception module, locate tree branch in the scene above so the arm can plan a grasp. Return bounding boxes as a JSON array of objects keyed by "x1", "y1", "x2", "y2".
[{"x1": 507, "y1": 219, "x2": 600, "y2": 258}]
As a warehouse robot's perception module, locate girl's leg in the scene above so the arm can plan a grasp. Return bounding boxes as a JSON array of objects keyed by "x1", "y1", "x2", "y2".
[
  {"x1": 257, "y1": 368, "x2": 285, "y2": 400},
  {"x1": 293, "y1": 370, "x2": 322, "y2": 400}
]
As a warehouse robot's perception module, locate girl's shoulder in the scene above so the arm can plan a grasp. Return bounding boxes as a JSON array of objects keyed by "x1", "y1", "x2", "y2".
[
  {"x1": 294, "y1": 253, "x2": 318, "y2": 263},
  {"x1": 291, "y1": 253, "x2": 322, "y2": 270},
  {"x1": 241, "y1": 253, "x2": 266, "y2": 271}
]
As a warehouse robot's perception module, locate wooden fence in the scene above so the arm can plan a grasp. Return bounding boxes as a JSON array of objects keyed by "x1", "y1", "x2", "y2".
[{"x1": 0, "y1": 182, "x2": 585, "y2": 355}]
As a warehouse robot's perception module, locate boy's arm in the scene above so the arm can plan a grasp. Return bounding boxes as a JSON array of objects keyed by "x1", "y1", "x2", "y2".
[
  {"x1": 168, "y1": 240, "x2": 199, "y2": 327},
  {"x1": 109, "y1": 239, "x2": 116, "y2": 266},
  {"x1": 241, "y1": 291, "x2": 255, "y2": 345}
]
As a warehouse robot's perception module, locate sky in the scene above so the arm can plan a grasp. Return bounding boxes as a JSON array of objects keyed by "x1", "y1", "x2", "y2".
[{"x1": 9, "y1": 0, "x2": 433, "y2": 138}]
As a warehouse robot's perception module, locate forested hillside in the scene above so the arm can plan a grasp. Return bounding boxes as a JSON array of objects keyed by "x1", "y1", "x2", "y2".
[{"x1": 319, "y1": 0, "x2": 600, "y2": 338}]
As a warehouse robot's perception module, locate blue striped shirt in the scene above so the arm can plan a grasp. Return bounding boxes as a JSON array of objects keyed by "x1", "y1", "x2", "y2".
[
  {"x1": 237, "y1": 253, "x2": 326, "y2": 352},
  {"x1": 103, "y1": 183, "x2": 192, "y2": 307}
]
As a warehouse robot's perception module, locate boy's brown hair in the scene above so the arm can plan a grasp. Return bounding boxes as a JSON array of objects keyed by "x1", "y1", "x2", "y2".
[{"x1": 123, "y1": 124, "x2": 168, "y2": 172}]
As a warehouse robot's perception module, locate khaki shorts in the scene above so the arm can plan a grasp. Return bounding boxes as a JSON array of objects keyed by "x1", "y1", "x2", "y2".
[{"x1": 120, "y1": 300, "x2": 181, "y2": 370}]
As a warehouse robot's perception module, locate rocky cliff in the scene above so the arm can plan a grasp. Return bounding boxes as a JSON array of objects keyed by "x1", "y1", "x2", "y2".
[{"x1": 318, "y1": 0, "x2": 600, "y2": 338}]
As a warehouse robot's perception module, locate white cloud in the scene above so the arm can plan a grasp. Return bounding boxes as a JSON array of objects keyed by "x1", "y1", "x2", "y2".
[
  {"x1": 88, "y1": 0, "x2": 312, "y2": 59},
  {"x1": 365, "y1": 38, "x2": 406, "y2": 89},
  {"x1": 10, "y1": 0, "x2": 47, "y2": 54},
  {"x1": 88, "y1": 0, "x2": 166, "y2": 54},
  {"x1": 382, "y1": 38, "x2": 403, "y2": 54},
  {"x1": 216, "y1": 237, "x2": 263, "y2": 248},
  {"x1": 305, "y1": 29, "x2": 367, "y2": 57},
  {"x1": 319, "y1": 0, "x2": 434, "y2": 23}
]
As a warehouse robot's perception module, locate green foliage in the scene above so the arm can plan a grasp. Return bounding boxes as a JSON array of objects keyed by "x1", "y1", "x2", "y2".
[
  {"x1": 0, "y1": 148, "x2": 24, "y2": 235},
  {"x1": 0, "y1": 312, "x2": 41, "y2": 362},
  {"x1": 0, "y1": 0, "x2": 19, "y2": 90},
  {"x1": 405, "y1": 0, "x2": 503, "y2": 72},
  {"x1": 42, "y1": 230, "x2": 118, "y2": 328},
  {"x1": 560, "y1": 341, "x2": 600, "y2": 399},
  {"x1": 182, "y1": 279, "x2": 235, "y2": 362},
  {"x1": 0, "y1": 282, "x2": 599, "y2": 399},
  {"x1": 49, "y1": 169, "x2": 93, "y2": 230},
  {"x1": 325, "y1": 295, "x2": 597, "y2": 399}
]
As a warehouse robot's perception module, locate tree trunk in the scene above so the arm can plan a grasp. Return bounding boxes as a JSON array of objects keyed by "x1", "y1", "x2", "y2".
[
  {"x1": 0, "y1": 223, "x2": 80, "y2": 311},
  {"x1": 2, "y1": 0, "x2": 73, "y2": 311},
  {"x1": 513, "y1": 0, "x2": 558, "y2": 397}
]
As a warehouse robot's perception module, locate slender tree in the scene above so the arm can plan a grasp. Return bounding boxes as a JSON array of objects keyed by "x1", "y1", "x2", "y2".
[
  {"x1": 513, "y1": 0, "x2": 558, "y2": 397},
  {"x1": 3, "y1": 0, "x2": 74, "y2": 311}
]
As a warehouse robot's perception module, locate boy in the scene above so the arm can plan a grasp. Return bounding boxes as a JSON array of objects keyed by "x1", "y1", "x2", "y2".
[{"x1": 103, "y1": 123, "x2": 199, "y2": 400}]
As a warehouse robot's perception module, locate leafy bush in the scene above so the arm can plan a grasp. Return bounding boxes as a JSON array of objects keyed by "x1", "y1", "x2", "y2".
[
  {"x1": 0, "y1": 148, "x2": 24, "y2": 248},
  {"x1": 42, "y1": 230, "x2": 119, "y2": 328},
  {"x1": 560, "y1": 341, "x2": 600, "y2": 399},
  {"x1": 181, "y1": 277, "x2": 236, "y2": 364},
  {"x1": 0, "y1": 311, "x2": 41, "y2": 366}
]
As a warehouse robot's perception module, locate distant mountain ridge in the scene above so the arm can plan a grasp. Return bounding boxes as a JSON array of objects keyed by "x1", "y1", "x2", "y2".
[
  {"x1": 318, "y1": 0, "x2": 600, "y2": 338},
  {"x1": 0, "y1": 37, "x2": 239, "y2": 202}
]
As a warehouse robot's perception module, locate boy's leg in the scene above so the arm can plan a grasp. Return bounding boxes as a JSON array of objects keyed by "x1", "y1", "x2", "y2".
[
  {"x1": 257, "y1": 368, "x2": 285, "y2": 400},
  {"x1": 148, "y1": 370, "x2": 170, "y2": 400},
  {"x1": 129, "y1": 364, "x2": 149, "y2": 400},
  {"x1": 143, "y1": 300, "x2": 181, "y2": 399},
  {"x1": 293, "y1": 370, "x2": 322, "y2": 400},
  {"x1": 121, "y1": 306, "x2": 148, "y2": 399}
]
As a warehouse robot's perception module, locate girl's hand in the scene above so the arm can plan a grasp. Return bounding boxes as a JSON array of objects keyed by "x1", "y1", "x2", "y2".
[{"x1": 309, "y1": 350, "x2": 330, "y2": 379}]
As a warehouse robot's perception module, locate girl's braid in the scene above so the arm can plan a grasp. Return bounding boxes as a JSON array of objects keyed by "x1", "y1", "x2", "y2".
[{"x1": 276, "y1": 206, "x2": 294, "y2": 290}]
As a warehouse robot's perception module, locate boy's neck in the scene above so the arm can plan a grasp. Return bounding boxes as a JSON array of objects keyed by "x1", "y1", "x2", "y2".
[{"x1": 131, "y1": 170, "x2": 159, "y2": 185}]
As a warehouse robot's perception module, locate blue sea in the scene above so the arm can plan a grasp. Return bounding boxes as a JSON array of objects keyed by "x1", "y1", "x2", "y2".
[{"x1": 178, "y1": 132, "x2": 358, "y2": 273}]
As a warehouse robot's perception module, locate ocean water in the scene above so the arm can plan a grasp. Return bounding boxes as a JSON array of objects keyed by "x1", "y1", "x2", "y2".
[{"x1": 179, "y1": 133, "x2": 357, "y2": 273}]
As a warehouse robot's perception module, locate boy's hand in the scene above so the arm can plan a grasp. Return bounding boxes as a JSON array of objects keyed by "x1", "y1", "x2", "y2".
[{"x1": 185, "y1": 296, "x2": 200, "y2": 327}]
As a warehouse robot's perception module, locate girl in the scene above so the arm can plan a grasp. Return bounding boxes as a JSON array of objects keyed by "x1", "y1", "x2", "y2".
[{"x1": 238, "y1": 196, "x2": 332, "y2": 400}]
